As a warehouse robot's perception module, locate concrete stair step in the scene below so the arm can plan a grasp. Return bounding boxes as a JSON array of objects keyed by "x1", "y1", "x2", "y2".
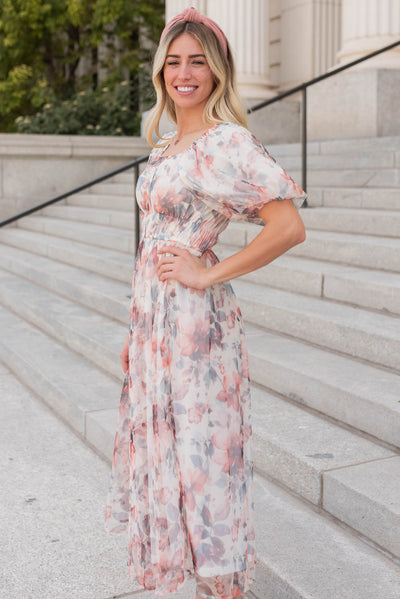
[
  {"x1": 0, "y1": 227, "x2": 133, "y2": 283},
  {"x1": 316, "y1": 136, "x2": 400, "y2": 155},
  {"x1": 42, "y1": 204, "x2": 134, "y2": 230},
  {"x1": 301, "y1": 207, "x2": 400, "y2": 238},
  {"x1": 245, "y1": 326, "x2": 400, "y2": 448},
  {"x1": 1, "y1": 277, "x2": 399, "y2": 561},
  {"x1": 252, "y1": 386, "x2": 400, "y2": 560},
  {"x1": 323, "y1": 457, "x2": 400, "y2": 560},
  {"x1": 0, "y1": 305, "x2": 121, "y2": 439},
  {"x1": 267, "y1": 136, "x2": 400, "y2": 158},
  {"x1": 289, "y1": 168, "x2": 399, "y2": 188},
  {"x1": 67, "y1": 192, "x2": 133, "y2": 211},
  {"x1": 90, "y1": 181, "x2": 134, "y2": 195},
  {"x1": 311, "y1": 187, "x2": 400, "y2": 211},
  {"x1": 232, "y1": 280, "x2": 400, "y2": 370},
  {"x1": 0, "y1": 269, "x2": 126, "y2": 380},
  {"x1": 0, "y1": 264, "x2": 189, "y2": 394},
  {"x1": 250, "y1": 386, "x2": 395, "y2": 506},
  {"x1": 0, "y1": 244, "x2": 130, "y2": 324},
  {"x1": 219, "y1": 222, "x2": 256, "y2": 248},
  {"x1": 288, "y1": 229, "x2": 400, "y2": 271},
  {"x1": 251, "y1": 472, "x2": 400, "y2": 598},
  {"x1": 216, "y1": 245, "x2": 324, "y2": 297},
  {"x1": 278, "y1": 150, "x2": 396, "y2": 172},
  {"x1": 216, "y1": 244, "x2": 400, "y2": 314},
  {"x1": 15, "y1": 215, "x2": 137, "y2": 253},
  {"x1": 113, "y1": 171, "x2": 145, "y2": 185},
  {"x1": 321, "y1": 263, "x2": 400, "y2": 315},
  {"x1": 219, "y1": 221, "x2": 400, "y2": 274}
]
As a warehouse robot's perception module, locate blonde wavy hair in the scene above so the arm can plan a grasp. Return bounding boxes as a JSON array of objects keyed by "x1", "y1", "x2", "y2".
[{"x1": 144, "y1": 21, "x2": 247, "y2": 147}]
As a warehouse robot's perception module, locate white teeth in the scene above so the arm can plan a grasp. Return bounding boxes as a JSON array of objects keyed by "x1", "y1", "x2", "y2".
[{"x1": 177, "y1": 86, "x2": 196, "y2": 92}]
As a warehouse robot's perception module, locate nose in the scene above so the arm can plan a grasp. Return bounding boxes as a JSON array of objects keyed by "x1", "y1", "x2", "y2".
[{"x1": 177, "y1": 61, "x2": 191, "y2": 80}]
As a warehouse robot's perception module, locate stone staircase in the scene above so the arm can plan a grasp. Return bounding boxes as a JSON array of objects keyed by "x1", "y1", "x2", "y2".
[{"x1": 1, "y1": 135, "x2": 400, "y2": 598}]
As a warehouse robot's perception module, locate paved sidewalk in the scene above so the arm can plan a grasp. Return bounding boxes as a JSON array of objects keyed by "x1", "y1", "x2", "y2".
[{"x1": 0, "y1": 362, "x2": 196, "y2": 599}]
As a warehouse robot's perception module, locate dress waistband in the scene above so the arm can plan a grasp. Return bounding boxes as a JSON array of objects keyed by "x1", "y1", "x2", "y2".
[{"x1": 142, "y1": 234, "x2": 202, "y2": 257}]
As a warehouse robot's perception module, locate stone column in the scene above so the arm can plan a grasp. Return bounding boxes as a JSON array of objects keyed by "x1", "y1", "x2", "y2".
[
  {"x1": 337, "y1": 0, "x2": 400, "y2": 68},
  {"x1": 280, "y1": 0, "x2": 342, "y2": 89},
  {"x1": 207, "y1": 0, "x2": 275, "y2": 101}
]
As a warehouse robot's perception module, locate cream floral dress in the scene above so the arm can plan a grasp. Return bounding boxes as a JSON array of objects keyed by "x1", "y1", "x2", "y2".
[{"x1": 104, "y1": 122, "x2": 306, "y2": 598}]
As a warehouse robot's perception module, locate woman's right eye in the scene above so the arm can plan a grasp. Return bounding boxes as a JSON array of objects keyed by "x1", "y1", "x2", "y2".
[{"x1": 166, "y1": 61, "x2": 179, "y2": 66}]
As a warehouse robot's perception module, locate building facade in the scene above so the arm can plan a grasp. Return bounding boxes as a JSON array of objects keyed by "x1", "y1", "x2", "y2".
[{"x1": 166, "y1": 0, "x2": 400, "y2": 103}]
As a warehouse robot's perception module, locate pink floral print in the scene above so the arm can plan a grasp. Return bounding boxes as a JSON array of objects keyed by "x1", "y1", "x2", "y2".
[{"x1": 104, "y1": 122, "x2": 306, "y2": 597}]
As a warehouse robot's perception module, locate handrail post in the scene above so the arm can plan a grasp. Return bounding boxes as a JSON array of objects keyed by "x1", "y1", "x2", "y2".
[
  {"x1": 301, "y1": 86, "x2": 308, "y2": 204},
  {"x1": 134, "y1": 163, "x2": 140, "y2": 256}
]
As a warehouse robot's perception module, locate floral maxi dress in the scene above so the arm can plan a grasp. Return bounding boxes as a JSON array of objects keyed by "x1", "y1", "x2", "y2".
[{"x1": 104, "y1": 122, "x2": 306, "y2": 598}]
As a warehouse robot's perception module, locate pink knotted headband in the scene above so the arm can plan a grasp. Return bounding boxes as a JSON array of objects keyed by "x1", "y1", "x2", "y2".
[{"x1": 160, "y1": 7, "x2": 228, "y2": 57}]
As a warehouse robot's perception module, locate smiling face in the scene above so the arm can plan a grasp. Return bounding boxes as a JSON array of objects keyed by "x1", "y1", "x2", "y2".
[{"x1": 163, "y1": 33, "x2": 215, "y2": 116}]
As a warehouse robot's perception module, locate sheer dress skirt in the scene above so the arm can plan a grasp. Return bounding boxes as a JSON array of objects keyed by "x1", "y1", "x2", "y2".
[{"x1": 104, "y1": 244, "x2": 256, "y2": 597}]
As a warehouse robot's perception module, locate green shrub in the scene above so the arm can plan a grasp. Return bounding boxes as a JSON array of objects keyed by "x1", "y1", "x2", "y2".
[{"x1": 15, "y1": 80, "x2": 141, "y2": 136}]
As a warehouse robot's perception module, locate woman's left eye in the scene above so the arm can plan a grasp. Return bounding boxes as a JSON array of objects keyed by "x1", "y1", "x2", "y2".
[{"x1": 193, "y1": 60, "x2": 205, "y2": 65}]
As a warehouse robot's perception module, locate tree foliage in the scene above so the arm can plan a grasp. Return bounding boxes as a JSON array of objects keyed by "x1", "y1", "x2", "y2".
[{"x1": 0, "y1": 0, "x2": 165, "y2": 132}]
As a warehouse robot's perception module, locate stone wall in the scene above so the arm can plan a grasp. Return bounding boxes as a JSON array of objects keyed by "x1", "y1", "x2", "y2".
[
  {"x1": 308, "y1": 68, "x2": 400, "y2": 141},
  {"x1": 0, "y1": 134, "x2": 149, "y2": 222}
]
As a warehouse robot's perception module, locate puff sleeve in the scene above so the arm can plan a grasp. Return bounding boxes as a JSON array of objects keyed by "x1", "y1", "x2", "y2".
[{"x1": 184, "y1": 122, "x2": 307, "y2": 226}]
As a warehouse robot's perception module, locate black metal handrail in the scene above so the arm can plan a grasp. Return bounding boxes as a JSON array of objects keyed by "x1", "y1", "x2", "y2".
[
  {"x1": 249, "y1": 38, "x2": 400, "y2": 195},
  {"x1": 0, "y1": 155, "x2": 149, "y2": 228},
  {"x1": 1, "y1": 38, "x2": 399, "y2": 230}
]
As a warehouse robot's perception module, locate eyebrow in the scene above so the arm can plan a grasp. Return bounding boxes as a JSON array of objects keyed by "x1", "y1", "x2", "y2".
[{"x1": 166, "y1": 54, "x2": 206, "y2": 58}]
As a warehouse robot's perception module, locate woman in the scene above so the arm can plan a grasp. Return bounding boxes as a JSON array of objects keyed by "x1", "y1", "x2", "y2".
[{"x1": 105, "y1": 7, "x2": 306, "y2": 599}]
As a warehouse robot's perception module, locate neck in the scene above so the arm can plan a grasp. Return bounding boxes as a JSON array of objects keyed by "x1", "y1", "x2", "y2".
[{"x1": 175, "y1": 106, "x2": 206, "y2": 138}]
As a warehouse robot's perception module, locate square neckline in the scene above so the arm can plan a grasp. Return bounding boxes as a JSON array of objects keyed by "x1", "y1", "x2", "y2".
[{"x1": 156, "y1": 122, "x2": 222, "y2": 160}]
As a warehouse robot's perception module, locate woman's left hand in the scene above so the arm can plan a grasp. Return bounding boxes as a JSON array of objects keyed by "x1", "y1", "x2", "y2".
[{"x1": 157, "y1": 246, "x2": 210, "y2": 289}]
